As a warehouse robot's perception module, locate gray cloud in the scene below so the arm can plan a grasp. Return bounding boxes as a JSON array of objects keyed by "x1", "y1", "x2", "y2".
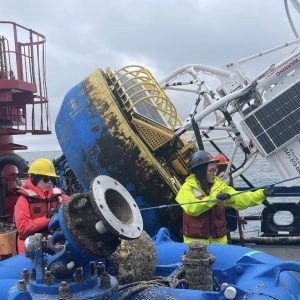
[{"x1": 1, "y1": 0, "x2": 299, "y2": 150}]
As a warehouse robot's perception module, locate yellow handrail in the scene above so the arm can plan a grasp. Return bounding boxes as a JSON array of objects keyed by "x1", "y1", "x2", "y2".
[{"x1": 107, "y1": 65, "x2": 181, "y2": 129}]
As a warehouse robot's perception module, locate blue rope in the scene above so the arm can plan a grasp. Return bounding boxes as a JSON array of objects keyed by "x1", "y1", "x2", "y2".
[{"x1": 139, "y1": 175, "x2": 300, "y2": 212}]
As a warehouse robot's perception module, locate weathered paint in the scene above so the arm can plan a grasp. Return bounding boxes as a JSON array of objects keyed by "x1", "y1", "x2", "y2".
[{"x1": 56, "y1": 69, "x2": 181, "y2": 238}]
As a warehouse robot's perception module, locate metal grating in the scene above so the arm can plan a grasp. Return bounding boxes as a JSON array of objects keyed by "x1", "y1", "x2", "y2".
[
  {"x1": 131, "y1": 116, "x2": 174, "y2": 151},
  {"x1": 118, "y1": 75, "x2": 168, "y2": 127},
  {"x1": 106, "y1": 65, "x2": 181, "y2": 130},
  {"x1": 243, "y1": 81, "x2": 300, "y2": 155}
]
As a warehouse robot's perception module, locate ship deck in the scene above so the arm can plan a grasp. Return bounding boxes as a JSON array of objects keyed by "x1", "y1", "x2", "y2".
[{"x1": 249, "y1": 244, "x2": 300, "y2": 279}]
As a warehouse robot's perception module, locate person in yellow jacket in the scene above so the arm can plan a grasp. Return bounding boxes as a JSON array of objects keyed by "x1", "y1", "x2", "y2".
[{"x1": 176, "y1": 150, "x2": 274, "y2": 244}]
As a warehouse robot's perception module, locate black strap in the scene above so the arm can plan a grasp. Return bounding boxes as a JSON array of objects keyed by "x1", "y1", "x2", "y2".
[{"x1": 27, "y1": 197, "x2": 59, "y2": 205}]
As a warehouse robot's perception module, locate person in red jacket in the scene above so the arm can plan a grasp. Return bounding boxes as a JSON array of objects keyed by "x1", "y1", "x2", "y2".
[
  {"x1": 14, "y1": 158, "x2": 69, "y2": 253},
  {"x1": 213, "y1": 153, "x2": 247, "y2": 243}
]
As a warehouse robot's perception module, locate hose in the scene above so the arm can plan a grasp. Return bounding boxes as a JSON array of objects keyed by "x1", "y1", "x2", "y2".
[{"x1": 118, "y1": 277, "x2": 172, "y2": 300}]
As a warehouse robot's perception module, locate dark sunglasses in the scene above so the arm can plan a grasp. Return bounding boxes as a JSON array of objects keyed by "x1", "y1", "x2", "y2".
[{"x1": 41, "y1": 176, "x2": 56, "y2": 184}]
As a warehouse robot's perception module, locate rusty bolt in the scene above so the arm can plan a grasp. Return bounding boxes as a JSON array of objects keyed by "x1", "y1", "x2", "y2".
[
  {"x1": 57, "y1": 281, "x2": 70, "y2": 300},
  {"x1": 96, "y1": 262, "x2": 105, "y2": 275},
  {"x1": 17, "y1": 279, "x2": 27, "y2": 291},
  {"x1": 21, "y1": 268, "x2": 29, "y2": 284},
  {"x1": 44, "y1": 270, "x2": 52, "y2": 286},
  {"x1": 100, "y1": 271, "x2": 111, "y2": 289}
]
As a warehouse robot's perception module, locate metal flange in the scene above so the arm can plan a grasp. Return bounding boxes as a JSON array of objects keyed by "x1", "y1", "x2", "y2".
[{"x1": 90, "y1": 175, "x2": 143, "y2": 239}]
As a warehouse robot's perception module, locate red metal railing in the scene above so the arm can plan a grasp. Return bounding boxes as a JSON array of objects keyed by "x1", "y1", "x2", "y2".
[{"x1": 0, "y1": 21, "x2": 51, "y2": 143}]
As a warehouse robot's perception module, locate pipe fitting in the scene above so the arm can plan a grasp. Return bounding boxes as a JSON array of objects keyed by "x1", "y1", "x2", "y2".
[{"x1": 62, "y1": 176, "x2": 143, "y2": 258}]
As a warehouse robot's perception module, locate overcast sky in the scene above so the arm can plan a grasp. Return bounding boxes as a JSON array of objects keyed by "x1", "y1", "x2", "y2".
[{"x1": 1, "y1": 0, "x2": 299, "y2": 151}]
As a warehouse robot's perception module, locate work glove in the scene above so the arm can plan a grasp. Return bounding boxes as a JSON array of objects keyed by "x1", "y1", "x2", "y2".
[
  {"x1": 263, "y1": 185, "x2": 279, "y2": 197},
  {"x1": 216, "y1": 193, "x2": 231, "y2": 201}
]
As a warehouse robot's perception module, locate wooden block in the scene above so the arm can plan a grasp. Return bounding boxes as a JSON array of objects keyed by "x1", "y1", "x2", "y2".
[{"x1": 0, "y1": 229, "x2": 17, "y2": 258}]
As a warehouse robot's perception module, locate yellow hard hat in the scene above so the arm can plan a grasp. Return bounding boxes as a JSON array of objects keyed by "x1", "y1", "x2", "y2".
[{"x1": 27, "y1": 158, "x2": 58, "y2": 177}]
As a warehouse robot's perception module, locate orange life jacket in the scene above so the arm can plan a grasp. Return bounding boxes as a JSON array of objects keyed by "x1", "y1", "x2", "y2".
[
  {"x1": 182, "y1": 196, "x2": 227, "y2": 239},
  {"x1": 18, "y1": 187, "x2": 63, "y2": 219}
]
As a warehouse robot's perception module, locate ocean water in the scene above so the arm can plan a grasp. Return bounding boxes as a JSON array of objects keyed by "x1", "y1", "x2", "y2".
[{"x1": 16, "y1": 144, "x2": 298, "y2": 238}]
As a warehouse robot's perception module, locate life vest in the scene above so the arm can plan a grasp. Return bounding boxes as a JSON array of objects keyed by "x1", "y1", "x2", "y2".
[
  {"x1": 18, "y1": 187, "x2": 63, "y2": 219},
  {"x1": 182, "y1": 187, "x2": 227, "y2": 239}
]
